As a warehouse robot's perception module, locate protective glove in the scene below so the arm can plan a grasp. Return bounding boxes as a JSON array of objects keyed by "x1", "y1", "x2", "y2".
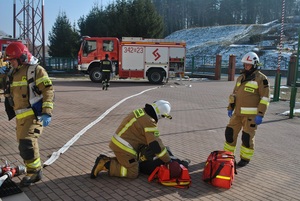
[
  {"x1": 227, "y1": 110, "x2": 233, "y2": 118},
  {"x1": 138, "y1": 145, "x2": 154, "y2": 161},
  {"x1": 255, "y1": 115, "x2": 263, "y2": 125},
  {"x1": 40, "y1": 114, "x2": 52, "y2": 127},
  {"x1": 0, "y1": 66, "x2": 8, "y2": 74}
]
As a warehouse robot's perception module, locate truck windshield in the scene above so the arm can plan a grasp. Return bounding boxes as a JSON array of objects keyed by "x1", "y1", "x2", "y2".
[{"x1": 83, "y1": 40, "x2": 97, "y2": 56}]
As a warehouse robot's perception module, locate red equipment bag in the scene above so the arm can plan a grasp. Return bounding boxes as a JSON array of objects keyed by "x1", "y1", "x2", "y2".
[
  {"x1": 202, "y1": 150, "x2": 237, "y2": 189},
  {"x1": 148, "y1": 164, "x2": 191, "y2": 188}
]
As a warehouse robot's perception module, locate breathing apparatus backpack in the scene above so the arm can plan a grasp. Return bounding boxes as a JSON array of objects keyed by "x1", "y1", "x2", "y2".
[
  {"x1": 27, "y1": 64, "x2": 43, "y2": 117},
  {"x1": 148, "y1": 163, "x2": 191, "y2": 188}
]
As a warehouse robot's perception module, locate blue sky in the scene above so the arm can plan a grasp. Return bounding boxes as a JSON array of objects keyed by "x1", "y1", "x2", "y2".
[{"x1": 0, "y1": 0, "x2": 112, "y2": 44}]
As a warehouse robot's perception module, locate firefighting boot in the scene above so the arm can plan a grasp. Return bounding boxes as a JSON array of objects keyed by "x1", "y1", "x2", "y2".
[
  {"x1": 181, "y1": 159, "x2": 191, "y2": 168},
  {"x1": 237, "y1": 159, "x2": 249, "y2": 167},
  {"x1": 20, "y1": 168, "x2": 43, "y2": 187},
  {"x1": 105, "y1": 82, "x2": 109, "y2": 90},
  {"x1": 90, "y1": 154, "x2": 110, "y2": 179},
  {"x1": 102, "y1": 81, "x2": 105, "y2": 90}
]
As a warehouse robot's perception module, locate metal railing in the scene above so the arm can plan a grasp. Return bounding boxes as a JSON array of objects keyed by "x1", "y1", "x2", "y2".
[
  {"x1": 44, "y1": 57, "x2": 77, "y2": 72},
  {"x1": 42, "y1": 55, "x2": 295, "y2": 77},
  {"x1": 185, "y1": 55, "x2": 216, "y2": 76},
  {"x1": 185, "y1": 55, "x2": 291, "y2": 76}
]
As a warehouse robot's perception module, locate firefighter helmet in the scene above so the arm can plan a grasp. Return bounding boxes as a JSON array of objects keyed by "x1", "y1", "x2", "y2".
[
  {"x1": 241, "y1": 52, "x2": 259, "y2": 65},
  {"x1": 151, "y1": 100, "x2": 172, "y2": 120},
  {"x1": 5, "y1": 42, "x2": 32, "y2": 63}
]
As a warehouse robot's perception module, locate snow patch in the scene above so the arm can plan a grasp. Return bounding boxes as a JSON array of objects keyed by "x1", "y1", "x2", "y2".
[
  {"x1": 166, "y1": 22, "x2": 295, "y2": 69},
  {"x1": 280, "y1": 108, "x2": 300, "y2": 116}
]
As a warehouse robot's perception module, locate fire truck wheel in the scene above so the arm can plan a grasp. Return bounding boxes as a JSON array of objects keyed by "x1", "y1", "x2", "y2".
[
  {"x1": 89, "y1": 67, "x2": 103, "y2": 83},
  {"x1": 148, "y1": 69, "x2": 164, "y2": 84}
]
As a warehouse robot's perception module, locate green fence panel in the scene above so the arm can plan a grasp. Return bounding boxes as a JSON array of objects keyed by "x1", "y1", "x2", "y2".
[
  {"x1": 186, "y1": 55, "x2": 216, "y2": 76},
  {"x1": 45, "y1": 57, "x2": 77, "y2": 73}
]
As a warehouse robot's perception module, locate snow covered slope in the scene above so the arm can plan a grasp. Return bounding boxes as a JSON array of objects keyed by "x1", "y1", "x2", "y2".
[{"x1": 166, "y1": 21, "x2": 296, "y2": 69}]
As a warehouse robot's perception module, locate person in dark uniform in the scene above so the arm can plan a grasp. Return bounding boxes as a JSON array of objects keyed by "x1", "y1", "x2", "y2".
[{"x1": 100, "y1": 54, "x2": 113, "y2": 90}]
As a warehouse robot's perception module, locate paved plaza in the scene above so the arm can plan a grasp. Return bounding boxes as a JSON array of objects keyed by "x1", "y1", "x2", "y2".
[{"x1": 0, "y1": 76, "x2": 299, "y2": 201}]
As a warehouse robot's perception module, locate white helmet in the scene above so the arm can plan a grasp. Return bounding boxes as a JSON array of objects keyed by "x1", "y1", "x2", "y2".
[
  {"x1": 241, "y1": 52, "x2": 259, "y2": 65},
  {"x1": 151, "y1": 100, "x2": 172, "y2": 120}
]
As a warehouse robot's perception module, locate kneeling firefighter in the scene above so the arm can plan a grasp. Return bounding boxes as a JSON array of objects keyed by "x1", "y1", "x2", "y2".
[
  {"x1": 1, "y1": 42, "x2": 54, "y2": 187},
  {"x1": 223, "y1": 52, "x2": 270, "y2": 167},
  {"x1": 91, "y1": 100, "x2": 182, "y2": 179}
]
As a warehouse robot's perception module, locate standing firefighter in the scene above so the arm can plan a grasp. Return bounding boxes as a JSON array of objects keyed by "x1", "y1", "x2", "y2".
[
  {"x1": 0, "y1": 51, "x2": 7, "y2": 67},
  {"x1": 100, "y1": 54, "x2": 113, "y2": 90},
  {"x1": 91, "y1": 100, "x2": 181, "y2": 179},
  {"x1": 0, "y1": 51, "x2": 8, "y2": 102},
  {"x1": 224, "y1": 52, "x2": 270, "y2": 167},
  {"x1": 1, "y1": 42, "x2": 54, "y2": 187}
]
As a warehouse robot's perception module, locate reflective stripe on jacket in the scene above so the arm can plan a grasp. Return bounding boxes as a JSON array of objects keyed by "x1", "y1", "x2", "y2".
[
  {"x1": 110, "y1": 108, "x2": 171, "y2": 163},
  {"x1": 228, "y1": 70, "x2": 270, "y2": 116},
  {"x1": 101, "y1": 59, "x2": 113, "y2": 72},
  {"x1": 10, "y1": 64, "x2": 54, "y2": 116}
]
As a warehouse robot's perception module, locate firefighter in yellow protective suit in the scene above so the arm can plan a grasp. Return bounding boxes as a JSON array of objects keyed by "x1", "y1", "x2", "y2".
[
  {"x1": 0, "y1": 51, "x2": 8, "y2": 102},
  {"x1": 1, "y1": 42, "x2": 54, "y2": 187},
  {"x1": 0, "y1": 51, "x2": 6, "y2": 66},
  {"x1": 91, "y1": 100, "x2": 181, "y2": 179},
  {"x1": 224, "y1": 52, "x2": 270, "y2": 167}
]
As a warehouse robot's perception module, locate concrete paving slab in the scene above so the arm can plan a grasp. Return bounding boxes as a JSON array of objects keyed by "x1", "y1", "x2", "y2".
[{"x1": 1, "y1": 77, "x2": 299, "y2": 201}]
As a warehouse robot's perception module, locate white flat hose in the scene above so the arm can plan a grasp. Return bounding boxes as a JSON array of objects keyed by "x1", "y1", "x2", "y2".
[
  {"x1": 44, "y1": 87, "x2": 157, "y2": 167},
  {"x1": 0, "y1": 175, "x2": 8, "y2": 187}
]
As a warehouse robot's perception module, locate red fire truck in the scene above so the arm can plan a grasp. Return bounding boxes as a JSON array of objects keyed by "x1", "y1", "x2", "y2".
[
  {"x1": 0, "y1": 37, "x2": 23, "y2": 52},
  {"x1": 77, "y1": 36, "x2": 186, "y2": 84}
]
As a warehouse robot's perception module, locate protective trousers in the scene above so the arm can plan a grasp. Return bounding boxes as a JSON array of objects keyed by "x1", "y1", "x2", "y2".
[
  {"x1": 224, "y1": 114, "x2": 256, "y2": 161},
  {"x1": 102, "y1": 72, "x2": 111, "y2": 88},
  {"x1": 109, "y1": 151, "x2": 139, "y2": 179},
  {"x1": 16, "y1": 114, "x2": 43, "y2": 172},
  {"x1": 108, "y1": 141, "x2": 139, "y2": 179}
]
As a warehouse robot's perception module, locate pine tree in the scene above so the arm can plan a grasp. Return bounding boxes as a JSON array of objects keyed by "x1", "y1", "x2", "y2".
[
  {"x1": 78, "y1": 0, "x2": 164, "y2": 38},
  {"x1": 105, "y1": 0, "x2": 131, "y2": 37},
  {"x1": 78, "y1": 4, "x2": 108, "y2": 37},
  {"x1": 48, "y1": 11, "x2": 80, "y2": 57},
  {"x1": 127, "y1": 0, "x2": 163, "y2": 38}
]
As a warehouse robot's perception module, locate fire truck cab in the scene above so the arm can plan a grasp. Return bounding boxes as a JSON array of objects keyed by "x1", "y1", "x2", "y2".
[
  {"x1": 77, "y1": 36, "x2": 186, "y2": 84},
  {"x1": 0, "y1": 38, "x2": 24, "y2": 53}
]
